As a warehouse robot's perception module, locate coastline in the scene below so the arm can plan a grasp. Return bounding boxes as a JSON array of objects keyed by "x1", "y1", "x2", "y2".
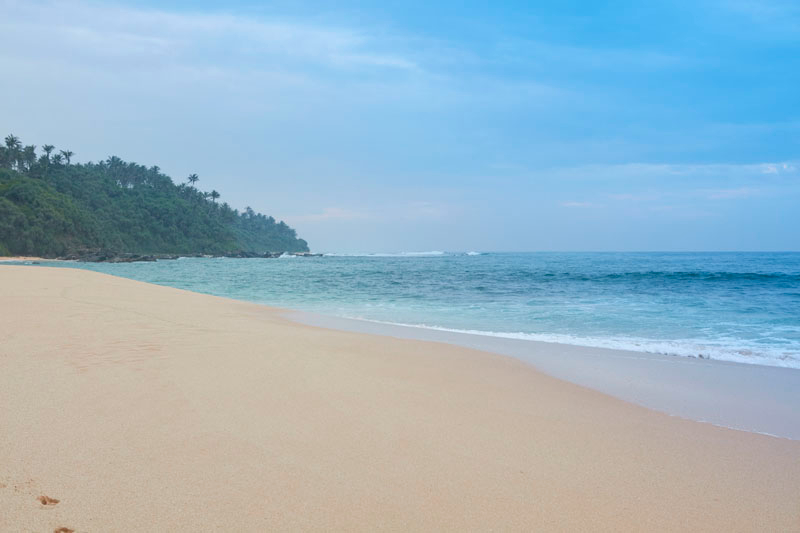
[
  {"x1": 2, "y1": 265, "x2": 799, "y2": 531},
  {"x1": 0, "y1": 256, "x2": 56, "y2": 262},
  {"x1": 23, "y1": 252, "x2": 799, "y2": 372},
  {"x1": 291, "y1": 311, "x2": 800, "y2": 440}
]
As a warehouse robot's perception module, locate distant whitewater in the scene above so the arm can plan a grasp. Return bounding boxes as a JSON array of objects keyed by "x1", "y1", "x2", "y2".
[
  {"x1": 322, "y1": 251, "x2": 447, "y2": 257},
  {"x1": 36, "y1": 252, "x2": 800, "y2": 369}
]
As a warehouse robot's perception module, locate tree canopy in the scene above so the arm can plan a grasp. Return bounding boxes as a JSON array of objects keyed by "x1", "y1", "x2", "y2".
[{"x1": 0, "y1": 134, "x2": 308, "y2": 257}]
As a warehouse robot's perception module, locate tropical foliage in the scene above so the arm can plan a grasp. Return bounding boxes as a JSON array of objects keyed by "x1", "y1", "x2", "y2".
[{"x1": 0, "y1": 134, "x2": 308, "y2": 257}]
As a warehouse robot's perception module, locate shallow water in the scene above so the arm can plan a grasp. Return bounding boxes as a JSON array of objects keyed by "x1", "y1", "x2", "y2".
[{"x1": 36, "y1": 251, "x2": 800, "y2": 369}]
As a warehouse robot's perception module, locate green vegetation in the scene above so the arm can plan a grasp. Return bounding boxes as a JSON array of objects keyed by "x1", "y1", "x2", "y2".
[{"x1": 0, "y1": 134, "x2": 308, "y2": 257}]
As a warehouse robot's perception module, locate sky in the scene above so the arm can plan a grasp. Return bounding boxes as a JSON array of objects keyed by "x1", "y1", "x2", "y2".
[{"x1": 1, "y1": 0, "x2": 798, "y2": 252}]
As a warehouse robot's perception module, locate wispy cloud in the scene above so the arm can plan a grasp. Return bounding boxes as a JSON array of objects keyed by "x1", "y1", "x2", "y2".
[
  {"x1": 548, "y1": 161, "x2": 800, "y2": 183},
  {"x1": 552, "y1": 161, "x2": 796, "y2": 215},
  {"x1": 1, "y1": 1, "x2": 798, "y2": 252},
  {"x1": 761, "y1": 163, "x2": 797, "y2": 174},
  {"x1": 0, "y1": 0, "x2": 418, "y2": 77}
]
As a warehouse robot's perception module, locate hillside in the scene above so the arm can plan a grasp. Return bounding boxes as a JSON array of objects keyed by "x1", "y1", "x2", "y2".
[{"x1": 0, "y1": 135, "x2": 308, "y2": 257}]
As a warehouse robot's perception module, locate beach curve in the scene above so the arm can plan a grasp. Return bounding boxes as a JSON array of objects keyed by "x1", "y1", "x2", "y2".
[{"x1": 1, "y1": 265, "x2": 799, "y2": 531}]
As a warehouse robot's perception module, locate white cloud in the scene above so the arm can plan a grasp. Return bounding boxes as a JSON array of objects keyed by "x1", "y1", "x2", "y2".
[
  {"x1": 546, "y1": 161, "x2": 800, "y2": 183},
  {"x1": 0, "y1": 0, "x2": 418, "y2": 76},
  {"x1": 761, "y1": 163, "x2": 798, "y2": 174}
]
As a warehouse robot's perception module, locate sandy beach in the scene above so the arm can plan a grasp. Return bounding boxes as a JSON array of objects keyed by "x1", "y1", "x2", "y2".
[
  {"x1": 1, "y1": 266, "x2": 799, "y2": 532},
  {"x1": 296, "y1": 312, "x2": 800, "y2": 439}
]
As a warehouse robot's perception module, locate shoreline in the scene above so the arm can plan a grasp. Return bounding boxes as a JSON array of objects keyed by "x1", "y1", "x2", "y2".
[
  {"x1": 5, "y1": 260, "x2": 799, "y2": 437},
  {"x1": 0, "y1": 251, "x2": 323, "y2": 264},
  {"x1": 291, "y1": 311, "x2": 800, "y2": 440},
  {"x1": 13, "y1": 255, "x2": 798, "y2": 371},
  {"x1": 313, "y1": 316, "x2": 798, "y2": 369},
  {"x1": 0, "y1": 256, "x2": 56, "y2": 262},
  {"x1": 2, "y1": 266, "x2": 799, "y2": 530}
]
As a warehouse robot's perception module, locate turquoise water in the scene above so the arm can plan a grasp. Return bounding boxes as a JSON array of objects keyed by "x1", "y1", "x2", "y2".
[{"x1": 34, "y1": 252, "x2": 800, "y2": 368}]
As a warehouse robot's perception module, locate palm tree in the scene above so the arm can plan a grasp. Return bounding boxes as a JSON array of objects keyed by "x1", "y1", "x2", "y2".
[
  {"x1": 4, "y1": 134, "x2": 20, "y2": 151},
  {"x1": 60, "y1": 150, "x2": 73, "y2": 165},
  {"x1": 210, "y1": 190, "x2": 220, "y2": 202},
  {"x1": 4, "y1": 134, "x2": 21, "y2": 170},
  {"x1": 106, "y1": 155, "x2": 124, "y2": 186},
  {"x1": 187, "y1": 173, "x2": 199, "y2": 187},
  {"x1": 52, "y1": 153, "x2": 64, "y2": 165},
  {"x1": 22, "y1": 145, "x2": 36, "y2": 172},
  {"x1": 42, "y1": 144, "x2": 55, "y2": 163}
]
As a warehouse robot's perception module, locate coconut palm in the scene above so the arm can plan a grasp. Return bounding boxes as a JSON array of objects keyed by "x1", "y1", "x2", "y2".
[
  {"x1": 210, "y1": 190, "x2": 220, "y2": 202},
  {"x1": 42, "y1": 145, "x2": 55, "y2": 163},
  {"x1": 4, "y1": 134, "x2": 21, "y2": 170},
  {"x1": 22, "y1": 145, "x2": 37, "y2": 171},
  {"x1": 4, "y1": 134, "x2": 20, "y2": 151},
  {"x1": 187, "y1": 173, "x2": 199, "y2": 187},
  {"x1": 60, "y1": 150, "x2": 74, "y2": 165}
]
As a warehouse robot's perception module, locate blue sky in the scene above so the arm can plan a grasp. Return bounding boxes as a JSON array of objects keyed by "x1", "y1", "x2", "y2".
[{"x1": 1, "y1": 0, "x2": 798, "y2": 251}]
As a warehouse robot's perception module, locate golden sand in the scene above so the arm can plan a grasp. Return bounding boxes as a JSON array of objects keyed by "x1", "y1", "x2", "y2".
[{"x1": 1, "y1": 266, "x2": 798, "y2": 531}]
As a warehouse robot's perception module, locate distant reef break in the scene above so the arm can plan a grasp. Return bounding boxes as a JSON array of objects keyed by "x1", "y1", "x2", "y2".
[{"x1": 0, "y1": 134, "x2": 309, "y2": 258}]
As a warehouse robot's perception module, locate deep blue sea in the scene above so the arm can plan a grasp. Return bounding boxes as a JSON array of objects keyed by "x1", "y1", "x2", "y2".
[{"x1": 37, "y1": 252, "x2": 800, "y2": 369}]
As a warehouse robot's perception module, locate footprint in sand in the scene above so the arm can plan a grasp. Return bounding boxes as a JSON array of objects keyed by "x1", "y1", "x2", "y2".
[
  {"x1": 38, "y1": 495, "x2": 60, "y2": 506},
  {"x1": 54, "y1": 528, "x2": 74, "y2": 533}
]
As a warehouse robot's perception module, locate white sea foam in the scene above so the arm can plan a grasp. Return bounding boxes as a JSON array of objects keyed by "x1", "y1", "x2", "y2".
[
  {"x1": 323, "y1": 251, "x2": 447, "y2": 257},
  {"x1": 339, "y1": 316, "x2": 800, "y2": 369}
]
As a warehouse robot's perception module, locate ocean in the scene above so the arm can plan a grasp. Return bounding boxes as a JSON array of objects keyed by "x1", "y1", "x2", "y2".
[{"x1": 37, "y1": 251, "x2": 800, "y2": 369}]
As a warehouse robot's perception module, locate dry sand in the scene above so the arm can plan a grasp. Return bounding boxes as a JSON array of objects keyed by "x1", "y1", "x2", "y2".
[{"x1": 1, "y1": 265, "x2": 798, "y2": 532}]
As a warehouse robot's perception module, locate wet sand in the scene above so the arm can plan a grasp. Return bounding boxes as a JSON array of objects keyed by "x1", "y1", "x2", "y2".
[{"x1": 293, "y1": 312, "x2": 800, "y2": 439}]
